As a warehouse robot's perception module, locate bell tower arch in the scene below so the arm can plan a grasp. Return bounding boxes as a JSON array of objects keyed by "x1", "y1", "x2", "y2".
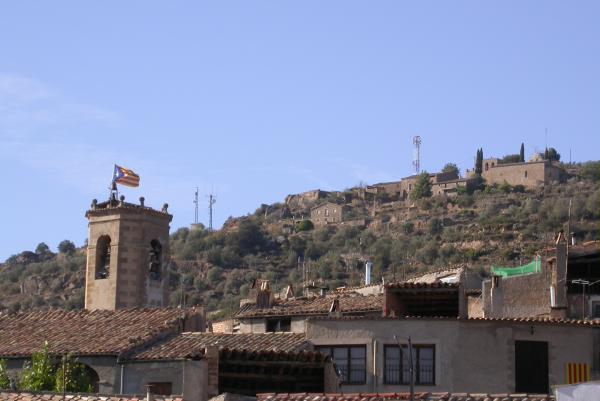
[{"x1": 84, "y1": 195, "x2": 172, "y2": 310}]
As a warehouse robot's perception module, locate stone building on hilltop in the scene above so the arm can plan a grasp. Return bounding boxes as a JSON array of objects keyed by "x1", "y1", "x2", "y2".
[
  {"x1": 310, "y1": 202, "x2": 347, "y2": 226},
  {"x1": 469, "y1": 158, "x2": 566, "y2": 188}
]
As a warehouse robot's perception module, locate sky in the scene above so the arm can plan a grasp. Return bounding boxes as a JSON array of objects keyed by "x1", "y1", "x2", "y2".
[{"x1": 1, "y1": 1, "x2": 599, "y2": 260}]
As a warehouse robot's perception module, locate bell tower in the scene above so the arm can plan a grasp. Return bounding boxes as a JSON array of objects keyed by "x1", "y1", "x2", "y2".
[{"x1": 84, "y1": 195, "x2": 173, "y2": 310}]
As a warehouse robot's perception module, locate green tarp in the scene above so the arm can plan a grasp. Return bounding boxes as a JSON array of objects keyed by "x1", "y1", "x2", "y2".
[{"x1": 491, "y1": 259, "x2": 541, "y2": 277}]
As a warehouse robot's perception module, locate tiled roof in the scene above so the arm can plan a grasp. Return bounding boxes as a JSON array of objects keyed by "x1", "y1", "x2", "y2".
[
  {"x1": 307, "y1": 314, "x2": 600, "y2": 327},
  {"x1": 257, "y1": 392, "x2": 554, "y2": 401},
  {"x1": 403, "y1": 266, "x2": 465, "y2": 283},
  {"x1": 0, "y1": 308, "x2": 200, "y2": 357},
  {"x1": 385, "y1": 282, "x2": 458, "y2": 289},
  {"x1": 234, "y1": 294, "x2": 382, "y2": 318},
  {"x1": 127, "y1": 332, "x2": 310, "y2": 360},
  {"x1": 0, "y1": 392, "x2": 182, "y2": 401}
]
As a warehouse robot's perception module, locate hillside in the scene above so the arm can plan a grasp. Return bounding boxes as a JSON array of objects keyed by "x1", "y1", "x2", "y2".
[{"x1": 1, "y1": 161, "x2": 599, "y2": 316}]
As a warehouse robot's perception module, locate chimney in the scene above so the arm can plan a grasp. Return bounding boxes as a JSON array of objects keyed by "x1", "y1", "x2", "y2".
[
  {"x1": 365, "y1": 261, "x2": 373, "y2": 285},
  {"x1": 552, "y1": 231, "x2": 568, "y2": 309},
  {"x1": 255, "y1": 280, "x2": 273, "y2": 308}
]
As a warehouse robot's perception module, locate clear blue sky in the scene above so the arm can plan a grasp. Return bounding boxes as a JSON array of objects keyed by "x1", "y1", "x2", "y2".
[{"x1": 1, "y1": 1, "x2": 599, "y2": 260}]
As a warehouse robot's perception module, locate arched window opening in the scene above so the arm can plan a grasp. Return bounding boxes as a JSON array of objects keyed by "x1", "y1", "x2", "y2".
[
  {"x1": 149, "y1": 240, "x2": 162, "y2": 280},
  {"x1": 84, "y1": 365, "x2": 100, "y2": 393},
  {"x1": 485, "y1": 162, "x2": 489, "y2": 171},
  {"x1": 524, "y1": 170, "x2": 528, "y2": 178},
  {"x1": 95, "y1": 236, "x2": 111, "y2": 279}
]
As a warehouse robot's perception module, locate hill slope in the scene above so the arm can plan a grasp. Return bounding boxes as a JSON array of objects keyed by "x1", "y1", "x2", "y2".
[{"x1": 1, "y1": 162, "x2": 599, "y2": 316}]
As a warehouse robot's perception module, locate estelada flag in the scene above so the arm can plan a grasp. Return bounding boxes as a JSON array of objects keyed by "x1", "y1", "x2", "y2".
[{"x1": 113, "y1": 164, "x2": 140, "y2": 187}]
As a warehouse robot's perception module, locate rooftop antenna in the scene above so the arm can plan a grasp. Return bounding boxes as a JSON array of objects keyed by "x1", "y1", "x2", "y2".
[
  {"x1": 412, "y1": 135, "x2": 422, "y2": 174},
  {"x1": 193, "y1": 187, "x2": 199, "y2": 225},
  {"x1": 207, "y1": 192, "x2": 217, "y2": 231}
]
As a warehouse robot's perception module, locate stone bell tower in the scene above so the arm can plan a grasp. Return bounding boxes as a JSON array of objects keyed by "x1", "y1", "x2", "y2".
[{"x1": 84, "y1": 195, "x2": 173, "y2": 310}]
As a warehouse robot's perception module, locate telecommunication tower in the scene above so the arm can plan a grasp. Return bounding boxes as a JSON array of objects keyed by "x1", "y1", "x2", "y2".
[
  {"x1": 193, "y1": 187, "x2": 199, "y2": 225},
  {"x1": 207, "y1": 193, "x2": 216, "y2": 231},
  {"x1": 412, "y1": 136, "x2": 422, "y2": 174}
]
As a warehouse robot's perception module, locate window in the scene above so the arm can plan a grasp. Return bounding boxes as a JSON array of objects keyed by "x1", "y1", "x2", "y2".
[
  {"x1": 592, "y1": 301, "x2": 600, "y2": 319},
  {"x1": 525, "y1": 170, "x2": 528, "y2": 178},
  {"x1": 147, "y1": 382, "x2": 173, "y2": 395},
  {"x1": 266, "y1": 317, "x2": 291, "y2": 332},
  {"x1": 149, "y1": 239, "x2": 162, "y2": 280},
  {"x1": 384, "y1": 344, "x2": 435, "y2": 385},
  {"x1": 316, "y1": 345, "x2": 366, "y2": 384},
  {"x1": 95, "y1": 236, "x2": 111, "y2": 279}
]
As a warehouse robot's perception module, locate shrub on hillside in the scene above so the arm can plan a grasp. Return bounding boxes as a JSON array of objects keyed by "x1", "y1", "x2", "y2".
[
  {"x1": 579, "y1": 161, "x2": 600, "y2": 182},
  {"x1": 295, "y1": 220, "x2": 314, "y2": 232},
  {"x1": 410, "y1": 172, "x2": 432, "y2": 201}
]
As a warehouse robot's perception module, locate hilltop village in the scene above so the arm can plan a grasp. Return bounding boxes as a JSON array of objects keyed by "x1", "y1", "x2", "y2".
[{"x1": 0, "y1": 148, "x2": 599, "y2": 401}]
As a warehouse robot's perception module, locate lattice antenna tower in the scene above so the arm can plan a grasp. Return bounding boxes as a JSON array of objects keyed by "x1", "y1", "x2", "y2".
[
  {"x1": 412, "y1": 135, "x2": 422, "y2": 174},
  {"x1": 207, "y1": 193, "x2": 217, "y2": 231},
  {"x1": 193, "y1": 187, "x2": 199, "y2": 225}
]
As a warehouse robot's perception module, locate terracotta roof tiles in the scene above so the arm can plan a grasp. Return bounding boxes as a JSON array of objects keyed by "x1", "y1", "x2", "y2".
[
  {"x1": 256, "y1": 392, "x2": 554, "y2": 401},
  {"x1": 234, "y1": 294, "x2": 382, "y2": 319},
  {"x1": 307, "y1": 314, "x2": 600, "y2": 327},
  {"x1": 385, "y1": 282, "x2": 458, "y2": 289},
  {"x1": 127, "y1": 332, "x2": 310, "y2": 360},
  {"x1": 0, "y1": 308, "x2": 201, "y2": 358},
  {"x1": 0, "y1": 392, "x2": 182, "y2": 401}
]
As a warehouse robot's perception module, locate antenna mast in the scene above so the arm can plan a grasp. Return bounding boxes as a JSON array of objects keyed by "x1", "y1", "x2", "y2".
[
  {"x1": 207, "y1": 193, "x2": 217, "y2": 231},
  {"x1": 412, "y1": 136, "x2": 422, "y2": 174},
  {"x1": 193, "y1": 187, "x2": 199, "y2": 225}
]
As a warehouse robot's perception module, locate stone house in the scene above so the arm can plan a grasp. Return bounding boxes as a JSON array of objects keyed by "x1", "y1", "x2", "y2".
[
  {"x1": 310, "y1": 202, "x2": 346, "y2": 226},
  {"x1": 476, "y1": 159, "x2": 565, "y2": 188}
]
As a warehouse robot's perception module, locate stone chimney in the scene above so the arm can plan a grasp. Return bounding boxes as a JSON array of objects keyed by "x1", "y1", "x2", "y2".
[
  {"x1": 248, "y1": 279, "x2": 273, "y2": 308},
  {"x1": 551, "y1": 231, "x2": 568, "y2": 313}
]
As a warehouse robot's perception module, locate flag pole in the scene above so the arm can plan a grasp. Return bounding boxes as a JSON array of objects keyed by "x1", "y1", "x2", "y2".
[{"x1": 110, "y1": 164, "x2": 119, "y2": 202}]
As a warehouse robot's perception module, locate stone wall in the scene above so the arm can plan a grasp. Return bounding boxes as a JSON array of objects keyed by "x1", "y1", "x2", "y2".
[
  {"x1": 483, "y1": 269, "x2": 552, "y2": 318},
  {"x1": 481, "y1": 161, "x2": 564, "y2": 188}
]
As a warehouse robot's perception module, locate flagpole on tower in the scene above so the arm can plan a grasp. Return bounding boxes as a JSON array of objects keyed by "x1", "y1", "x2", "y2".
[{"x1": 109, "y1": 165, "x2": 119, "y2": 202}]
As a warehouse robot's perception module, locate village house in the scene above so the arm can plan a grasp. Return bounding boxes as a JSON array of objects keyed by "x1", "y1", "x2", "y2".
[
  {"x1": 310, "y1": 202, "x2": 346, "y2": 226},
  {"x1": 469, "y1": 158, "x2": 566, "y2": 189}
]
